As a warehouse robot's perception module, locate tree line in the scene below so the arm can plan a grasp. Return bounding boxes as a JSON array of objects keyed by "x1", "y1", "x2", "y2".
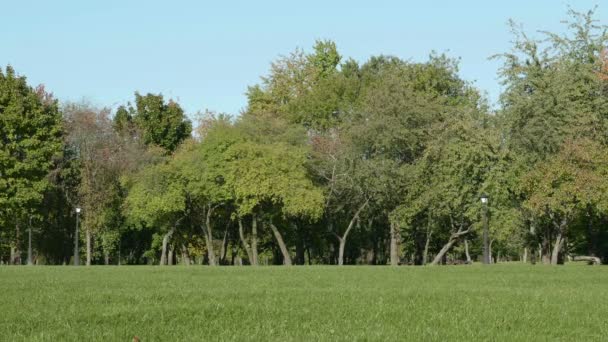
[{"x1": 2, "y1": 9, "x2": 608, "y2": 266}]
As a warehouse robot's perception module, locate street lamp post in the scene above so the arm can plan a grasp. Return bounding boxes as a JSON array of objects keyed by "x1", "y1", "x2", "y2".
[
  {"x1": 481, "y1": 194, "x2": 490, "y2": 264},
  {"x1": 74, "y1": 207, "x2": 81, "y2": 266}
]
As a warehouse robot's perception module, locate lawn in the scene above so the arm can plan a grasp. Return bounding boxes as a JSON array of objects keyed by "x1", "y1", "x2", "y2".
[{"x1": 0, "y1": 265, "x2": 606, "y2": 341}]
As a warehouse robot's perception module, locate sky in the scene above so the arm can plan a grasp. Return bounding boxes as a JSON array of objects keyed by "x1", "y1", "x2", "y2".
[{"x1": 2, "y1": 1, "x2": 606, "y2": 118}]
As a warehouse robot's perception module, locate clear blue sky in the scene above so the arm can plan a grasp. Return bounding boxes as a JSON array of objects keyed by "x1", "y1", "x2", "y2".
[{"x1": 2, "y1": 1, "x2": 605, "y2": 117}]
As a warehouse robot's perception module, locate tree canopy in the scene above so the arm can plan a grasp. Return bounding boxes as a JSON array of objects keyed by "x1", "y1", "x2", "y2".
[{"x1": 2, "y1": 9, "x2": 608, "y2": 266}]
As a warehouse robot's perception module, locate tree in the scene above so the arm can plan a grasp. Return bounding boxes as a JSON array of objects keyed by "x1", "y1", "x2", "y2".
[
  {"x1": 309, "y1": 53, "x2": 482, "y2": 266},
  {"x1": 225, "y1": 115, "x2": 324, "y2": 265},
  {"x1": 125, "y1": 158, "x2": 186, "y2": 265},
  {"x1": 116, "y1": 92, "x2": 192, "y2": 153},
  {"x1": 0, "y1": 66, "x2": 63, "y2": 264},
  {"x1": 125, "y1": 116, "x2": 234, "y2": 266},
  {"x1": 7, "y1": 7, "x2": 608, "y2": 267},
  {"x1": 173, "y1": 129, "x2": 235, "y2": 266},
  {"x1": 227, "y1": 140, "x2": 324, "y2": 265},
  {"x1": 522, "y1": 139, "x2": 608, "y2": 264},
  {"x1": 310, "y1": 131, "x2": 374, "y2": 266},
  {"x1": 246, "y1": 40, "x2": 344, "y2": 130},
  {"x1": 64, "y1": 102, "x2": 153, "y2": 265},
  {"x1": 352, "y1": 55, "x2": 474, "y2": 265},
  {"x1": 392, "y1": 112, "x2": 497, "y2": 265},
  {"x1": 496, "y1": 9, "x2": 608, "y2": 264}
]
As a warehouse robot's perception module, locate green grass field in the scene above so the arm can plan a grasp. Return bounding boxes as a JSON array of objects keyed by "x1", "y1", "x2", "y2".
[{"x1": 0, "y1": 265, "x2": 606, "y2": 341}]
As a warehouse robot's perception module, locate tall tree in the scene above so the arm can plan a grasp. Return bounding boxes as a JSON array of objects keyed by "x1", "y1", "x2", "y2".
[
  {"x1": 64, "y1": 102, "x2": 151, "y2": 265},
  {"x1": 496, "y1": 9, "x2": 608, "y2": 264},
  {"x1": 0, "y1": 66, "x2": 63, "y2": 264},
  {"x1": 116, "y1": 92, "x2": 192, "y2": 153},
  {"x1": 226, "y1": 115, "x2": 324, "y2": 265},
  {"x1": 392, "y1": 112, "x2": 497, "y2": 265},
  {"x1": 124, "y1": 158, "x2": 185, "y2": 265},
  {"x1": 522, "y1": 139, "x2": 608, "y2": 264}
]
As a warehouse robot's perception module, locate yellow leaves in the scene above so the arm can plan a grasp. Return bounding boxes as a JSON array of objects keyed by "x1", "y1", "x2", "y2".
[
  {"x1": 596, "y1": 49, "x2": 608, "y2": 82},
  {"x1": 522, "y1": 138, "x2": 608, "y2": 218}
]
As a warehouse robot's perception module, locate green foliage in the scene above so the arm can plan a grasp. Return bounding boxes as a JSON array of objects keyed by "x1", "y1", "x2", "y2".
[
  {"x1": 493, "y1": 8, "x2": 608, "y2": 261},
  {"x1": 6, "y1": 8, "x2": 608, "y2": 265},
  {"x1": 207, "y1": 113, "x2": 325, "y2": 220},
  {"x1": 392, "y1": 113, "x2": 498, "y2": 235},
  {"x1": 226, "y1": 140, "x2": 324, "y2": 219},
  {"x1": 522, "y1": 139, "x2": 608, "y2": 223},
  {"x1": 308, "y1": 39, "x2": 341, "y2": 78},
  {"x1": 128, "y1": 92, "x2": 192, "y2": 153},
  {"x1": 125, "y1": 160, "x2": 185, "y2": 229},
  {"x1": 246, "y1": 40, "x2": 348, "y2": 130},
  {"x1": 497, "y1": 10, "x2": 608, "y2": 161},
  {"x1": 0, "y1": 66, "x2": 63, "y2": 215}
]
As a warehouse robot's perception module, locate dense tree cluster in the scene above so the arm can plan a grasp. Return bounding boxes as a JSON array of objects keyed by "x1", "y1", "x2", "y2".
[{"x1": 2, "y1": 10, "x2": 608, "y2": 266}]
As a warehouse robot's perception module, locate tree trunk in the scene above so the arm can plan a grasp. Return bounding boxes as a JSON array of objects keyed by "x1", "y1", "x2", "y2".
[
  {"x1": 431, "y1": 239, "x2": 457, "y2": 265},
  {"x1": 551, "y1": 233, "x2": 564, "y2": 265},
  {"x1": 336, "y1": 200, "x2": 368, "y2": 266},
  {"x1": 202, "y1": 206, "x2": 217, "y2": 266},
  {"x1": 269, "y1": 221, "x2": 292, "y2": 265},
  {"x1": 527, "y1": 222, "x2": 536, "y2": 264},
  {"x1": 523, "y1": 248, "x2": 528, "y2": 263},
  {"x1": 306, "y1": 246, "x2": 312, "y2": 265},
  {"x1": 251, "y1": 215, "x2": 259, "y2": 266},
  {"x1": 9, "y1": 246, "x2": 16, "y2": 265},
  {"x1": 181, "y1": 244, "x2": 191, "y2": 266},
  {"x1": 220, "y1": 229, "x2": 228, "y2": 265},
  {"x1": 430, "y1": 225, "x2": 470, "y2": 265},
  {"x1": 550, "y1": 218, "x2": 567, "y2": 265},
  {"x1": 530, "y1": 245, "x2": 536, "y2": 265},
  {"x1": 390, "y1": 222, "x2": 400, "y2": 266},
  {"x1": 86, "y1": 228, "x2": 92, "y2": 266},
  {"x1": 295, "y1": 223, "x2": 305, "y2": 265},
  {"x1": 27, "y1": 219, "x2": 33, "y2": 266},
  {"x1": 541, "y1": 240, "x2": 550, "y2": 264},
  {"x1": 571, "y1": 255, "x2": 601, "y2": 265},
  {"x1": 541, "y1": 226, "x2": 551, "y2": 264},
  {"x1": 329, "y1": 241, "x2": 337, "y2": 265},
  {"x1": 337, "y1": 237, "x2": 347, "y2": 266},
  {"x1": 235, "y1": 215, "x2": 259, "y2": 266},
  {"x1": 160, "y1": 226, "x2": 176, "y2": 266},
  {"x1": 168, "y1": 245, "x2": 174, "y2": 265},
  {"x1": 238, "y1": 218, "x2": 254, "y2": 263},
  {"x1": 422, "y1": 229, "x2": 432, "y2": 265},
  {"x1": 12, "y1": 223, "x2": 21, "y2": 265},
  {"x1": 231, "y1": 243, "x2": 237, "y2": 265},
  {"x1": 464, "y1": 239, "x2": 472, "y2": 264},
  {"x1": 104, "y1": 251, "x2": 110, "y2": 265}
]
